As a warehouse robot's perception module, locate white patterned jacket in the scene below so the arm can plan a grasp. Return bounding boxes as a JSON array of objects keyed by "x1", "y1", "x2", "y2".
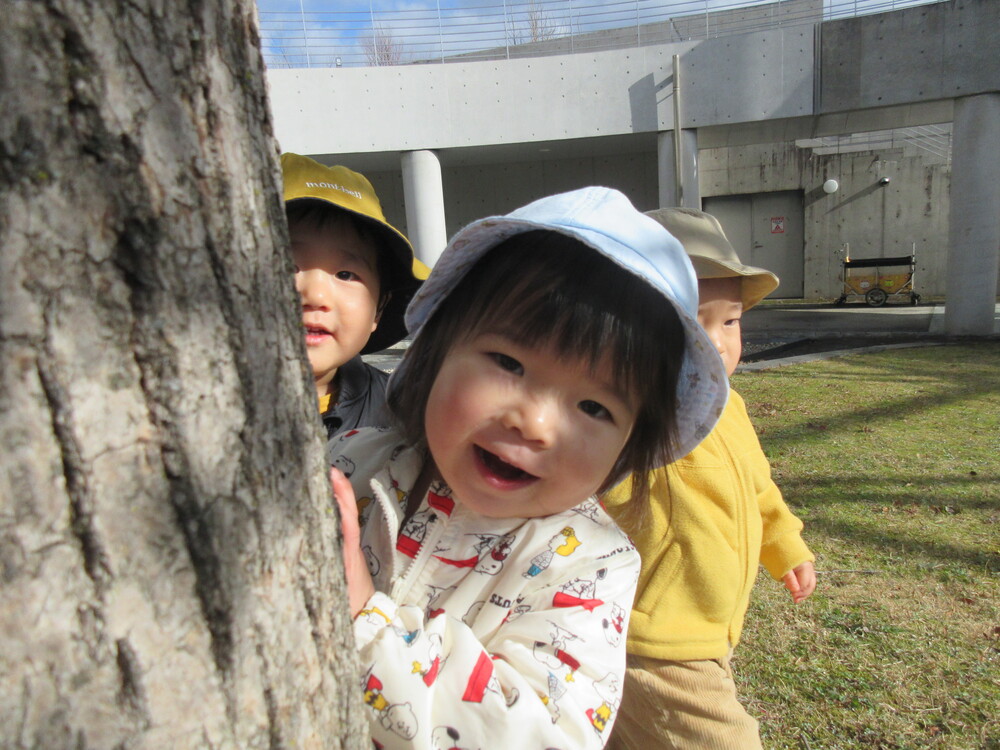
[{"x1": 329, "y1": 426, "x2": 640, "y2": 750}]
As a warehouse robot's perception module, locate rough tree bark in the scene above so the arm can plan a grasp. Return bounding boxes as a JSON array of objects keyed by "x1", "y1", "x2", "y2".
[{"x1": 0, "y1": 1, "x2": 368, "y2": 747}]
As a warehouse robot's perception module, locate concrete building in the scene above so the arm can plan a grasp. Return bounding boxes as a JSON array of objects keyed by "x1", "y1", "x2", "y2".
[{"x1": 265, "y1": 0, "x2": 1000, "y2": 335}]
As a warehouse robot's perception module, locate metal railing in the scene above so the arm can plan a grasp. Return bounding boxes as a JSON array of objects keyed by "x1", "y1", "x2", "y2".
[
  {"x1": 796, "y1": 124, "x2": 953, "y2": 163},
  {"x1": 257, "y1": 0, "x2": 942, "y2": 69}
]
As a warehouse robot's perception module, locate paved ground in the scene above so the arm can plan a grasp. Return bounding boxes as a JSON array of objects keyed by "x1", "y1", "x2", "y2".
[
  {"x1": 365, "y1": 301, "x2": 1000, "y2": 374},
  {"x1": 743, "y1": 301, "x2": 941, "y2": 338},
  {"x1": 738, "y1": 300, "x2": 999, "y2": 370}
]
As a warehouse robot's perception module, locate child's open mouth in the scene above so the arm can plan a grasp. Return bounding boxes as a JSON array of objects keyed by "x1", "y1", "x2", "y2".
[
  {"x1": 303, "y1": 325, "x2": 332, "y2": 345},
  {"x1": 474, "y1": 446, "x2": 538, "y2": 486}
]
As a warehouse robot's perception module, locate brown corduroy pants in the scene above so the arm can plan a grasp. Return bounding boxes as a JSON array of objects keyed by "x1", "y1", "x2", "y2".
[{"x1": 606, "y1": 653, "x2": 763, "y2": 750}]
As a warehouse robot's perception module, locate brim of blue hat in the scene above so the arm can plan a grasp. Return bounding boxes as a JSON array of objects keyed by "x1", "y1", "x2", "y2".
[{"x1": 391, "y1": 213, "x2": 729, "y2": 461}]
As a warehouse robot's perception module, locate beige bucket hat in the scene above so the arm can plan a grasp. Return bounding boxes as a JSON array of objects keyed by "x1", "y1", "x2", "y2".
[{"x1": 645, "y1": 207, "x2": 779, "y2": 310}]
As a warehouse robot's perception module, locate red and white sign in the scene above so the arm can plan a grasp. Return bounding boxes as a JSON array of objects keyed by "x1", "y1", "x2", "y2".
[{"x1": 770, "y1": 216, "x2": 785, "y2": 234}]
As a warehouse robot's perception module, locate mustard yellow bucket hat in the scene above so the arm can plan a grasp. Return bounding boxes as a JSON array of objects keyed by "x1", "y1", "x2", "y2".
[{"x1": 281, "y1": 152, "x2": 429, "y2": 353}]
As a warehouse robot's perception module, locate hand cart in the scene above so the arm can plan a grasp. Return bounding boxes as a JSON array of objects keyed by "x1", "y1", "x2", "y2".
[{"x1": 834, "y1": 249, "x2": 920, "y2": 307}]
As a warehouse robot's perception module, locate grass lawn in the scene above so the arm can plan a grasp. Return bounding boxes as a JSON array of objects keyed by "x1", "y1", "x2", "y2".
[{"x1": 730, "y1": 342, "x2": 999, "y2": 749}]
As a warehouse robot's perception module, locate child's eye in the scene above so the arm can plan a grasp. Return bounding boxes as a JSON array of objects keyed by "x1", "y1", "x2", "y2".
[
  {"x1": 579, "y1": 400, "x2": 613, "y2": 422},
  {"x1": 335, "y1": 270, "x2": 361, "y2": 282},
  {"x1": 488, "y1": 352, "x2": 523, "y2": 375}
]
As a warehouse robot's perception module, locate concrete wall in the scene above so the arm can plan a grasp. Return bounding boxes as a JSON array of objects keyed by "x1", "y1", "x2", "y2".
[
  {"x1": 267, "y1": 24, "x2": 814, "y2": 156},
  {"x1": 351, "y1": 151, "x2": 659, "y2": 241},
  {"x1": 700, "y1": 141, "x2": 951, "y2": 298},
  {"x1": 820, "y1": 0, "x2": 1000, "y2": 113}
]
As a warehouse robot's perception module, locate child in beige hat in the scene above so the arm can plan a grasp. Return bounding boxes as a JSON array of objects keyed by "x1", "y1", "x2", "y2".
[{"x1": 605, "y1": 207, "x2": 816, "y2": 750}]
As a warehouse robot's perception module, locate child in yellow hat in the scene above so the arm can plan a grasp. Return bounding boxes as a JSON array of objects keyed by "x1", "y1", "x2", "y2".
[
  {"x1": 605, "y1": 208, "x2": 816, "y2": 750},
  {"x1": 281, "y1": 153, "x2": 428, "y2": 439}
]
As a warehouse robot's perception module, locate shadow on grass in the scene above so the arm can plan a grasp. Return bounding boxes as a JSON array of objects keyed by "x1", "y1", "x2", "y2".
[
  {"x1": 737, "y1": 345, "x2": 1000, "y2": 576},
  {"x1": 779, "y1": 473, "x2": 1000, "y2": 511},
  {"x1": 743, "y1": 347, "x2": 1000, "y2": 451},
  {"x1": 805, "y1": 513, "x2": 1000, "y2": 574}
]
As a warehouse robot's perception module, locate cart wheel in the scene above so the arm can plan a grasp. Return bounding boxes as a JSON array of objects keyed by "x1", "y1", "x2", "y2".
[
  {"x1": 910, "y1": 293, "x2": 921, "y2": 306},
  {"x1": 865, "y1": 288, "x2": 888, "y2": 307}
]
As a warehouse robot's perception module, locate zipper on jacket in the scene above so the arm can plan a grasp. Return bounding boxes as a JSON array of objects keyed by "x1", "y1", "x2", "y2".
[
  {"x1": 390, "y1": 498, "x2": 446, "y2": 603},
  {"x1": 369, "y1": 471, "x2": 405, "y2": 584}
]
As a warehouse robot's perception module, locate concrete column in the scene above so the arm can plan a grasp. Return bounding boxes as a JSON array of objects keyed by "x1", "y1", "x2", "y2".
[
  {"x1": 400, "y1": 150, "x2": 448, "y2": 268},
  {"x1": 657, "y1": 129, "x2": 700, "y2": 209},
  {"x1": 945, "y1": 94, "x2": 1000, "y2": 336}
]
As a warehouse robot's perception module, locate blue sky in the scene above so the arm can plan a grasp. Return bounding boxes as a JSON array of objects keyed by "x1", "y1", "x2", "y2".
[{"x1": 254, "y1": 0, "x2": 935, "y2": 68}]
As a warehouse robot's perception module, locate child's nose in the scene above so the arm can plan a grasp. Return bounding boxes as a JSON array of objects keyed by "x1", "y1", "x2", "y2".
[
  {"x1": 710, "y1": 329, "x2": 727, "y2": 356},
  {"x1": 502, "y1": 397, "x2": 557, "y2": 447},
  {"x1": 296, "y1": 269, "x2": 332, "y2": 310}
]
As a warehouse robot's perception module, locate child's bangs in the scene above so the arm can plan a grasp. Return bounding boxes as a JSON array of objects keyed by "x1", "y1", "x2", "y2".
[{"x1": 457, "y1": 231, "x2": 678, "y2": 403}]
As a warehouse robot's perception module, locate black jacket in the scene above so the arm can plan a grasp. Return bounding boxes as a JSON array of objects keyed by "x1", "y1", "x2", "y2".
[{"x1": 321, "y1": 356, "x2": 391, "y2": 442}]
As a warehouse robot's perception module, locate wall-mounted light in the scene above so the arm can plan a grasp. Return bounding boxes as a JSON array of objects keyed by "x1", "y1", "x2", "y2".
[
  {"x1": 878, "y1": 176, "x2": 891, "y2": 186},
  {"x1": 335, "y1": 56, "x2": 343, "y2": 67},
  {"x1": 822, "y1": 178, "x2": 839, "y2": 194}
]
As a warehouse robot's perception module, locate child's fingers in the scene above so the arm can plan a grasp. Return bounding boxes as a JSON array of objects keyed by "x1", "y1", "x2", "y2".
[
  {"x1": 330, "y1": 467, "x2": 360, "y2": 546},
  {"x1": 329, "y1": 467, "x2": 376, "y2": 616},
  {"x1": 782, "y1": 571, "x2": 804, "y2": 602},
  {"x1": 330, "y1": 466, "x2": 353, "y2": 501},
  {"x1": 794, "y1": 562, "x2": 818, "y2": 601}
]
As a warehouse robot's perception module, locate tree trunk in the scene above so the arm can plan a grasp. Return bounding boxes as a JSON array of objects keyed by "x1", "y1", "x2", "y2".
[{"x1": 0, "y1": 2, "x2": 368, "y2": 747}]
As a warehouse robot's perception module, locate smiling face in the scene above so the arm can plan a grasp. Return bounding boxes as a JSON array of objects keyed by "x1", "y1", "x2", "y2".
[
  {"x1": 291, "y1": 218, "x2": 382, "y2": 399},
  {"x1": 424, "y1": 333, "x2": 637, "y2": 519},
  {"x1": 696, "y1": 276, "x2": 743, "y2": 378}
]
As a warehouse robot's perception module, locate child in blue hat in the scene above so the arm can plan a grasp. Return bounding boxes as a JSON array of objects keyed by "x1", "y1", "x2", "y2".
[{"x1": 327, "y1": 188, "x2": 729, "y2": 749}]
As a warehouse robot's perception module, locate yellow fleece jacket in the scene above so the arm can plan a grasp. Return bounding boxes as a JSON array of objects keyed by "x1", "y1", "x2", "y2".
[{"x1": 604, "y1": 389, "x2": 813, "y2": 661}]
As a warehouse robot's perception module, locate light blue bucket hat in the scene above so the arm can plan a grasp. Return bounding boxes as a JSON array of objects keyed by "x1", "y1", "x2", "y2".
[{"x1": 392, "y1": 186, "x2": 729, "y2": 459}]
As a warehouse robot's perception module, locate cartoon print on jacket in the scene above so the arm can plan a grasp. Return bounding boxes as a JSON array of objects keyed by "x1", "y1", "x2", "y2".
[
  {"x1": 460, "y1": 653, "x2": 520, "y2": 708},
  {"x1": 503, "y1": 593, "x2": 533, "y2": 624},
  {"x1": 473, "y1": 532, "x2": 515, "y2": 575},
  {"x1": 571, "y1": 500, "x2": 603, "y2": 524},
  {"x1": 411, "y1": 633, "x2": 445, "y2": 687},
  {"x1": 586, "y1": 672, "x2": 624, "y2": 736},
  {"x1": 398, "y1": 508, "x2": 435, "y2": 558},
  {"x1": 332, "y1": 454, "x2": 356, "y2": 478},
  {"x1": 433, "y1": 532, "x2": 517, "y2": 576},
  {"x1": 423, "y1": 584, "x2": 455, "y2": 616},
  {"x1": 553, "y1": 568, "x2": 607, "y2": 612},
  {"x1": 335, "y1": 428, "x2": 640, "y2": 750},
  {"x1": 363, "y1": 544, "x2": 381, "y2": 577},
  {"x1": 431, "y1": 725, "x2": 475, "y2": 750},
  {"x1": 463, "y1": 600, "x2": 485, "y2": 625},
  {"x1": 358, "y1": 606, "x2": 392, "y2": 627},
  {"x1": 532, "y1": 620, "x2": 585, "y2": 722},
  {"x1": 524, "y1": 526, "x2": 582, "y2": 578},
  {"x1": 602, "y1": 603, "x2": 626, "y2": 646},
  {"x1": 363, "y1": 669, "x2": 419, "y2": 740}
]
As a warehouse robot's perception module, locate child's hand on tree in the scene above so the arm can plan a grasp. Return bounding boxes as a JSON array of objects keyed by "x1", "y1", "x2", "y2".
[
  {"x1": 782, "y1": 561, "x2": 817, "y2": 603},
  {"x1": 331, "y1": 467, "x2": 376, "y2": 617}
]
